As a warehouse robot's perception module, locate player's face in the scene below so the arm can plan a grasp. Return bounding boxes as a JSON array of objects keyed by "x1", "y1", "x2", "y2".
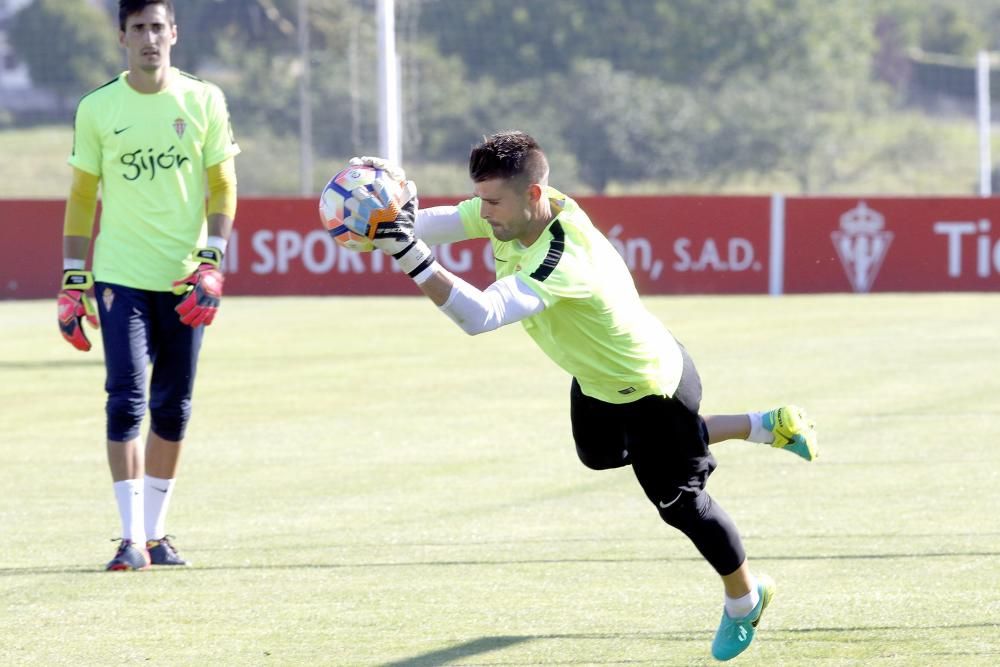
[
  {"x1": 120, "y1": 4, "x2": 177, "y2": 73},
  {"x1": 473, "y1": 178, "x2": 534, "y2": 243}
]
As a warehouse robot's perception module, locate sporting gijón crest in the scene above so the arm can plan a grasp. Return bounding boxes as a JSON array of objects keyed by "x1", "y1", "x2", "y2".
[
  {"x1": 831, "y1": 201, "x2": 894, "y2": 293},
  {"x1": 173, "y1": 117, "x2": 186, "y2": 139}
]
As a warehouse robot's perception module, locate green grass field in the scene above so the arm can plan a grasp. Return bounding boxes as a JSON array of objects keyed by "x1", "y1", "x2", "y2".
[{"x1": 1, "y1": 294, "x2": 998, "y2": 666}]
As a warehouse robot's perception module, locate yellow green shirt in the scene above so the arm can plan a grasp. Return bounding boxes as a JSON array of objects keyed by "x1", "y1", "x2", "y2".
[
  {"x1": 69, "y1": 68, "x2": 240, "y2": 290},
  {"x1": 458, "y1": 187, "x2": 683, "y2": 404}
]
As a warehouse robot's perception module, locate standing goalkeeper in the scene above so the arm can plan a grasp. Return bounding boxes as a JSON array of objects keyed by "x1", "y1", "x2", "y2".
[
  {"x1": 347, "y1": 132, "x2": 817, "y2": 661},
  {"x1": 58, "y1": 0, "x2": 239, "y2": 571}
]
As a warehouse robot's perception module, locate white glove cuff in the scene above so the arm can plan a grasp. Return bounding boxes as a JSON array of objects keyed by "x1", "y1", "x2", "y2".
[
  {"x1": 206, "y1": 235, "x2": 228, "y2": 254},
  {"x1": 411, "y1": 263, "x2": 439, "y2": 285},
  {"x1": 394, "y1": 239, "x2": 436, "y2": 279}
]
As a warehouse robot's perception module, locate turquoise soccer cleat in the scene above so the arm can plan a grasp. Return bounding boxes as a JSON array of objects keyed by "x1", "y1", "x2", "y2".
[
  {"x1": 763, "y1": 405, "x2": 818, "y2": 461},
  {"x1": 711, "y1": 574, "x2": 775, "y2": 661}
]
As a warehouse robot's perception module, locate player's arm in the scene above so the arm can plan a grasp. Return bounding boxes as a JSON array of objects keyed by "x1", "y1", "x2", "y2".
[
  {"x1": 58, "y1": 167, "x2": 101, "y2": 351},
  {"x1": 345, "y1": 157, "x2": 545, "y2": 332},
  {"x1": 376, "y1": 204, "x2": 546, "y2": 334},
  {"x1": 63, "y1": 167, "x2": 98, "y2": 265},
  {"x1": 415, "y1": 206, "x2": 470, "y2": 245},
  {"x1": 206, "y1": 156, "x2": 237, "y2": 242},
  {"x1": 172, "y1": 157, "x2": 237, "y2": 327},
  {"x1": 420, "y1": 269, "x2": 545, "y2": 335},
  {"x1": 350, "y1": 195, "x2": 545, "y2": 334}
]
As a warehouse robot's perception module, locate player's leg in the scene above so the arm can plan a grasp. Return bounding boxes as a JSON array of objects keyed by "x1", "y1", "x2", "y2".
[
  {"x1": 142, "y1": 290, "x2": 205, "y2": 566},
  {"x1": 704, "y1": 407, "x2": 818, "y2": 461},
  {"x1": 715, "y1": 562, "x2": 775, "y2": 661},
  {"x1": 625, "y1": 347, "x2": 773, "y2": 660},
  {"x1": 569, "y1": 378, "x2": 630, "y2": 470},
  {"x1": 143, "y1": 431, "x2": 188, "y2": 565},
  {"x1": 96, "y1": 282, "x2": 152, "y2": 571},
  {"x1": 702, "y1": 414, "x2": 750, "y2": 442}
]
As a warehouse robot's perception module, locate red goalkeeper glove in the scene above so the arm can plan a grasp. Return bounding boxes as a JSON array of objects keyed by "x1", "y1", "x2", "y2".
[
  {"x1": 172, "y1": 247, "x2": 224, "y2": 327},
  {"x1": 57, "y1": 269, "x2": 99, "y2": 351}
]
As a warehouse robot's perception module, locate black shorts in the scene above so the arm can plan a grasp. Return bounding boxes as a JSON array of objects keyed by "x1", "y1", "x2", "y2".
[{"x1": 570, "y1": 346, "x2": 717, "y2": 508}]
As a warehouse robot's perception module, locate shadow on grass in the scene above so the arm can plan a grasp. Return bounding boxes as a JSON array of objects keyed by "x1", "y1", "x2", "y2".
[
  {"x1": 375, "y1": 624, "x2": 1000, "y2": 667},
  {"x1": 378, "y1": 631, "x2": 709, "y2": 666},
  {"x1": 379, "y1": 636, "x2": 531, "y2": 667},
  {"x1": 2, "y1": 549, "x2": 998, "y2": 577},
  {"x1": 776, "y1": 623, "x2": 1000, "y2": 634},
  {"x1": 167, "y1": 531, "x2": 1000, "y2": 549},
  {"x1": 0, "y1": 359, "x2": 103, "y2": 369}
]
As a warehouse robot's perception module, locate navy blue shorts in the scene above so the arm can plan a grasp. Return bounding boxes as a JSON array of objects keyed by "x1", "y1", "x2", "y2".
[{"x1": 95, "y1": 282, "x2": 205, "y2": 442}]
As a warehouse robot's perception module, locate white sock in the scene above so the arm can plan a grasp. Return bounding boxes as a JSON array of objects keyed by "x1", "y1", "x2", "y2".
[
  {"x1": 725, "y1": 581, "x2": 761, "y2": 619},
  {"x1": 144, "y1": 475, "x2": 176, "y2": 541},
  {"x1": 747, "y1": 411, "x2": 774, "y2": 444},
  {"x1": 113, "y1": 479, "x2": 146, "y2": 545}
]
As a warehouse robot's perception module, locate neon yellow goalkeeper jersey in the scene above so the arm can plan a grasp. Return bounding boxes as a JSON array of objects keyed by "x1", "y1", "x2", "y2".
[
  {"x1": 458, "y1": 187, "x2": 683, "y2": 404},
  {"x1": 68, "y1": 69, "x2": 240, "y2": 291}
]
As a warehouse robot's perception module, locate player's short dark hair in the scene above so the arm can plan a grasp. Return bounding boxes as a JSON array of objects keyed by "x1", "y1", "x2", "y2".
[
  {"x1": 119, "y1": 0, "x2": 175, "y2": 31},
  {"x1": 469, "y1": 131, "x2": 549, "y2": 187}
]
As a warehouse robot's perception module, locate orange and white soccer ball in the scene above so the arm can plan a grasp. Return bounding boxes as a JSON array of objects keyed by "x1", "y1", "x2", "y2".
[{"x1": 318, "y1": 165, "x2": 406, "y2": 252}]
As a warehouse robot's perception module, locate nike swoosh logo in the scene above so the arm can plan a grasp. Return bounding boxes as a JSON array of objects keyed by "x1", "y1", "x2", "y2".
[
  {"x1": 151, "y1": 486, "x2": 169, "y2": 493},
  {"x1": 658, "y1": 491, "x2": 683, "y2": 509},
  {"x1": 114, "y1": 126, "x2": 131, "y2": 135}
]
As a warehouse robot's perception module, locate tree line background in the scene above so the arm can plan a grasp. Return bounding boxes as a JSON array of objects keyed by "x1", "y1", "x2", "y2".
[{"x1": 7, "y1": 0, "x2": 1000, "y2": 195}]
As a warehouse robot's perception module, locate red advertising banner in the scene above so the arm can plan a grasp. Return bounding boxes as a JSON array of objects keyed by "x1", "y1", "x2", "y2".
[
  {"x1": 784, "y1": 197, "x2": 1000, "y2": 293},
  {"x1": 2, "y1": 200, "x2": 66, "y2": 299},
  {"x1": 0, "y1": 195, "x2": 772, "y2": 298},
  {"x1": 578, "y1": 196, "x2": 771, "y2": 294},
  {"x1": 2, "y1": 195, "x2": 998, "y2": 298}
]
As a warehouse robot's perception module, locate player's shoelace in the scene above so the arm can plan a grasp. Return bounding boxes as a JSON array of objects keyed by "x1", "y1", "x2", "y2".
[{"x1": 110, "y1": 537, "x2": 132, "y2": 556}]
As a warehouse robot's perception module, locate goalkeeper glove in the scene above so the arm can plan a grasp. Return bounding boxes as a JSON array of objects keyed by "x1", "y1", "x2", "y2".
[
  {"x1": 344, "y1": 155, "x2": 417, "y2": 238},
  {"x1": 343, "y1": 164, "x2": 432, "y2": 279},
  {"x1": 346, "y1": 197, "x2": 436, "y2": 282},
  {"x1": 172, "y1": 247, "x2": 224, "y2": 327},
  {"x1": 57, "y1": 269, "x2": 99, "y2": 351},
  {"x1": 348, "y1": 155, "x2": 407, "y2": 183}
]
